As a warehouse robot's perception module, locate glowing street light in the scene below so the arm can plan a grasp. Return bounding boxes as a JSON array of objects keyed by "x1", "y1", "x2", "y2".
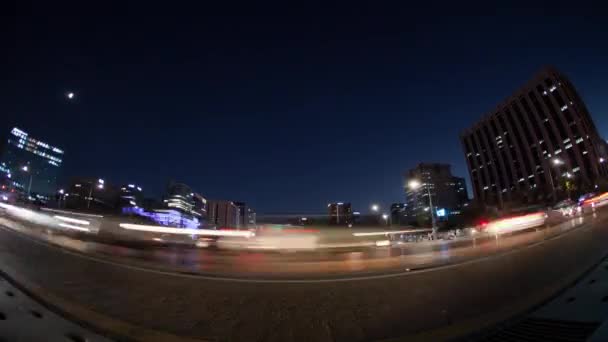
[
  {"x1": 381, "y1": 213, "x2": 389, "y2": 220},
  {"x1": 552, "y1": 158, "x2": 564, "y2": 165},
  {"x1": 371, "y1": 204, "x2": 379, "y2": 212},
  {"x1": 87, "y1": 178, "x2": 105, "y2": 208},
  {"x1": 409, "y1": 179, "x2": 437, "y2": 238},
  {"x1": 20, "y1": 166, "x2": 33, "y2": 197},
  {"x1": 67, "y1": 92, "x2": 75, "y2": 100},
  {"x1": 601, "y1": 157, "x2": 606, "y2": 163}
]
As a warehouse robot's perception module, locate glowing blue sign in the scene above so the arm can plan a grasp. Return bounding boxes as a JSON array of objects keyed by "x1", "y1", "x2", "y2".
[{"x1": 436, "y1": 208, "x2": 446, "y2": 217}]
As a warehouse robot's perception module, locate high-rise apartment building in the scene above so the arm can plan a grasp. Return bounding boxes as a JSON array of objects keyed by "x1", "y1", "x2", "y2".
[
  {"x1": 461, "y1": 67, "x2": 608, "y2": 208},
  {"x1": 404, "y1": 163, "x2": 469, "y2": 220},
  {"x1": 0, "y1": 127, "x2": 64, "y2": 197}
]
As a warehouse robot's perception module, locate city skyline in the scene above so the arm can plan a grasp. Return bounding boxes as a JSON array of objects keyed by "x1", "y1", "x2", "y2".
[{"x1": 3, "y1": 5, "x2": 608, "y2": 213}]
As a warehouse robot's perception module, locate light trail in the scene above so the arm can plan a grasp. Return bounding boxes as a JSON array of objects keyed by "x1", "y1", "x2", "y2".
[
  {"x1": 58, "y1": 223, "x2": 91, "y2": 232},
  {"x1": 54, "y1": 215, "x2": 90, "y2": 225},
  {"x1": 119, "y1": 223, "x2": 255, "y2": 237},
  {"x1": 353, "y1": 229, "x2": 432, "y2": 237}
]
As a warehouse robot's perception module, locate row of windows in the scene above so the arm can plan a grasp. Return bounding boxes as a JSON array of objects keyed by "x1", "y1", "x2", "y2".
[{"x1": 463, "y1": 74, "x2": 602, "y2": 202}]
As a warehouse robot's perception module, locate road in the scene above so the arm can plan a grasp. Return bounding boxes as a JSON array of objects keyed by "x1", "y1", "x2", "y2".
[
  {"x1": 0, "y1": 207, "x2": 594, "y2": 279},
  {"x1": 0, "y1": 209, "x2": 607, "y2": 340}
]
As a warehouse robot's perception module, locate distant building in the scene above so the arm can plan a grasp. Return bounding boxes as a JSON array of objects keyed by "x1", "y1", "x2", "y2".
[
  {"x1": 164, "y1": 181, "x2": 195, "y2": 214},
  {"x1": 328, "y1": 202, "x2": 353, "y2": 226},
  {"x1": 65, "y1": 177, "x2": 119, "y2": 212},
  {"x1": 119, "y1": 183, "x2": 144, "y2": 209},
  {"x1": 207, "y1": 200, "x2": 240, "y2": 227},
  {"x1": 405, "y1": 163, "x2": 469, "y2": 223},
  {"x1": 119, "y1": 183, "x2": 144, "y2": 216},
  {"x1": 192, "y1": 193, "x2": 208, "y2": 222},
  {"x1": 461, "y1": 67, "x2": 608, "y2": 208},
  {"x1": 234, "y1": 202, "x2": 248, "y2": 228},
  {"x1": 0, "y1": 127, "x2": 64, "y2": 198},
  {"x1": 247, "y1": 207, "x2": 256, "y2": 226},
  {"x1": 390, "y1": 203, "x2": 408, "y2": 226},
  {"x1": 162, "y1": 181, "x2": 205, "y2": 223}
]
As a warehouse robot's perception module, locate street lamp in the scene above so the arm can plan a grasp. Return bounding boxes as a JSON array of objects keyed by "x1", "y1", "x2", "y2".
[
  {"x1": 371, "y1": 204, "x2": 379, "y2": 212},
  {"x1": 87, "y1": 178, "x2": 105, "y2": 209},
  {"x1": 408, "y1": 179, "x2": 437, "y2": 238},
  {"x1": 546, "y1": 158, "x2": 564, "y2": 203},
  {"x1": 21, "y1": 166, "x2": 33, "y2": 198}
]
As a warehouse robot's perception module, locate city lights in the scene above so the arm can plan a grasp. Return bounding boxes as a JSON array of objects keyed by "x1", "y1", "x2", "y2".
[
  {"x1": 371, "y1": 204, "x2": 379, "y2": 212},
  {"x1": 67, "y1": 92, "x2": 75, "y2": 99}
]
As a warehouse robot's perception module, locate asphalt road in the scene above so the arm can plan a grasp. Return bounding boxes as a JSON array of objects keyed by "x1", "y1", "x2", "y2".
[
  {"x1": 0, "y1": 209, "x2": 595, "y2": 279},
  {"x1": 0, "y1": 210, "x2": 607, "y2": 341}
]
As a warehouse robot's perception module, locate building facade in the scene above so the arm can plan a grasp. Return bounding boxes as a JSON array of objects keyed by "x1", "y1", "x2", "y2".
[
  {"x1": 328, "y1": 202, "x2": 353, "y2": 226},
  {"x1": 207, "y1": 200, "x2": 240, "y2": 228},
  {"x1": 405, "y1": 163, "x2": 469, "y2": 222},
  {"x1": 461, "y1": 67, "x2": 608, "y2": 208},
  {"x1": 0, "y1": 127, "x2": 64, "y2": 198},
  {"x1": 192, "y1": 193, "x2": 208, "y2": 222}
]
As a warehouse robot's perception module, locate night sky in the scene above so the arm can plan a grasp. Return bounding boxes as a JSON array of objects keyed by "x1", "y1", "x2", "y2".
[{"x1": 3, "y1": 3, "x2": 608, "y2": 214}]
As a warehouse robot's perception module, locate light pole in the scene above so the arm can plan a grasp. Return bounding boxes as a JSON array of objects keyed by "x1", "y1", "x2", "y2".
[
  {"x1": 409, "y1": 179, "x2": 437, "y2": 238},
  {"x1": 87, "y1": 179, "x2": 104, "y2": 209},
  {"x1": 21, "y1": 166, "x2": 33, "y2": 198},
  {"x1": 546, "y1": 158, "x2": 565, "y2": 203}
]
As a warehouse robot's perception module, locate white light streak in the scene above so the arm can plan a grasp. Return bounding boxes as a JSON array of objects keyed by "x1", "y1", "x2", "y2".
[
  {"x1": 58, "y1": 223, "x2": 90, "y2": 232},
  {"x1": 353, "y1": 229, "x2": 432, "y2": 237},
  {"x1": 119, "y1": 223, "x2": 255, "y2": 237},
  {"x1": 53, "y1": 215, "x2": 90, "y2": 225}
]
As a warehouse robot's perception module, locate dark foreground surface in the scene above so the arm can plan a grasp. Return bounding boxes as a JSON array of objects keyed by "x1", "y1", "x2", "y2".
[{"x1": 0, "y1": 211, "x2": 607, "y2": 341}]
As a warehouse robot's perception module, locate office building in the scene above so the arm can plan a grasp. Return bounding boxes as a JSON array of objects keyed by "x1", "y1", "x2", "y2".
[
  {"x1": 461, "y1": 67, "x2": 608, "y2": 208},
  {"x1": 192, "y1": 193, "x2": 208, "y2": 221},
  {"x1": 405, "y1": 163, "x2": 469, "y2": 221},
  {"x1": 233, "y1": 202, "x2": 256, "y2": 228},
  {"x1": 328, "y1": 202, "x2": 353, "y2": 226},
  {"x1": 207, "y1": 200, "x2": 240, "y2": 228},
  {"x1": 163, "y1": 181, "x2": 207, "y2": 220},
  {"x1": 119, "y1": 183, "x2": 144, "y2": 214},
  {"x1": 0, "y1": 127, "x2": 64, "y2": 197},
  {"x1": 164, "y1": 181, "x2": 195, "y2": 213},
  {"x1": 234, "y1": 202, "x2": 247, "y2": 228}
]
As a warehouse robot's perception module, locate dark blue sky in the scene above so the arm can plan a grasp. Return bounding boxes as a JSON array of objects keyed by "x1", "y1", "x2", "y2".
[{"x1": 3, "y1": 3, "x2": 608, "y2": 213}]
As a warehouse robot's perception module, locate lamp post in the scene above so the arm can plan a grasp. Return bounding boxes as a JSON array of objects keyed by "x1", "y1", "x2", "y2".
[
  {"x1": 87, "y1": 179, "x2": 105, "y2": 209},
  {"x1": 21, "y1": 166, "x2": 33, "y2": 198},
  {"x1": 546, "y1": 158, "x2": 564, "y2": 203},
  {"x1": 409, "y1": 179, "x2": 437, "y2": 239}
]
